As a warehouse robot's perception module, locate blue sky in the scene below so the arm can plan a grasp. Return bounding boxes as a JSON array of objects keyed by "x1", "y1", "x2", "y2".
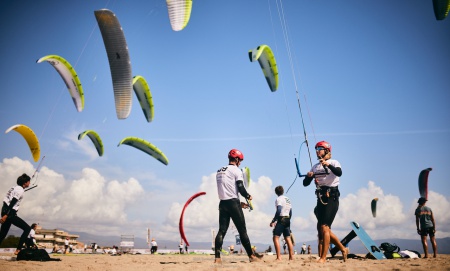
[{"x1": 1, "y1": 0, "x2": 449, "y2": 248}]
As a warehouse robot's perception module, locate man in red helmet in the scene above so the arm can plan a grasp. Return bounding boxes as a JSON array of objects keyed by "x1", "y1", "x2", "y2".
[
  {"x1": 214, "y1": 149, "x2": 263, "y2": 263},
  {"x1": 303, "y1": 141, "x2": 347, "y2": 263}
]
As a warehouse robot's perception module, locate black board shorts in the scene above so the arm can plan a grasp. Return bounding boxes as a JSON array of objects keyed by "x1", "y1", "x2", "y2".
[{"x1": 315, "y1": 196, "x2": 339, "y2": 227}]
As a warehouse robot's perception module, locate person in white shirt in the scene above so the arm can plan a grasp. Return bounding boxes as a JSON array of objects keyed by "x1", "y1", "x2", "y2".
[
  {"x1": 270, "y1": 185, "x2": 294, "y2": 261},
  {"x1": 179, "y1": 242, "x2": 184, "y2": 254},
  {"x1": 214, "y1": 149, "x2": 263, "y2": 263},
  {"x1": 303, "y1": 141, "x2": 347, "y2": 263},
  {"x1": 301, "y1": 243, "x2": 307, "y2": 254},
  {"x1": 150, "y1": 238, "x2": 157, "y2": 254},
  {"x1": 111, "y1": 245, "x2": 118, "y2": 255},
  {"x1": 0, "y1": 173, "x2": 32, "y2": 255},
  {"x1": 27, "y1": 223, "x2": 38, "y2": 248}
]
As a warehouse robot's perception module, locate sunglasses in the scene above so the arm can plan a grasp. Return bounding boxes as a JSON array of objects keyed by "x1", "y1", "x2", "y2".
[{"x1": 315, "y1": 147, "x2": 325, "y2": 151}]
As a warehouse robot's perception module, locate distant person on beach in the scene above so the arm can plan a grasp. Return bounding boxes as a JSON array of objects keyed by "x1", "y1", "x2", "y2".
[
  {"x1": 110, "y1": 245, "x2": 121, "y2": 256},
  {"x1": 179, "y1": 241, "x2": 184, "y2": 254},
  {"x1": 185, "y1": 243, "x2": 189, "y2": 254},
  {"x1": 64, "y1": 237, "x2": 70, "y2": 254},
  {"x1": 303, "y1": 141, "x2": 348, "y2": 263},
  {"x1": 92, "y1": 243, "x2": 97, "y2": 254},
  {"x1": 0, "y1": 173, "x2": 32, "y2": 255},
  {"x1": 415, "y1": 197, "x2": 437, "y2": 258},
  {"x1": 307, "y1": 244, "x2": 312, "y2": 254},
  {"x1": 150, "y1": 238, "x2": 158, "y2": 254},
  {"x1": 282, "y1": 238, "x2": 287, "y2": 254},
  {"x1": 301, "y1": 243, "x2": 306, "y2": 254},
  {"x1": 270, "y1": 185, "x2": 294, "y2": 261},
  {"x1": 214, "y1": 149, "x2": 263, "y2": 263},
  {"x1": 26, "y1": 223, "x2": 38, "y2": 249}
]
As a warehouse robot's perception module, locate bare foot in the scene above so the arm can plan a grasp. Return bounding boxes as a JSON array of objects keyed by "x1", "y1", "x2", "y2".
[
  {"x1": 214, "y1": 258, "x2": 222, "y2": 264},
  {"x1": 14, "y1": 250, "x2": 20, "y2": 255},
  {"x1": 317, "y1": 258, "x2": 327, "y2": 263},
  {"x1": 341, "y1": 248, "x2": 348, "y2": 262},
  {"x1": 275, "y1": 258, "x2": 282, "y2": 262}
]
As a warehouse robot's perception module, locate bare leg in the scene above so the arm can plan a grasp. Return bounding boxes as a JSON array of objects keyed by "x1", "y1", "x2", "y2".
[
  {"x1": 318, "y1": 225, "x2": 330, "y2": 263},
  {"x1": 330, "y1": 231, "x2": 347, "y2": 262},
  {"x1": 317, "y1": 222, "x2": 323, "y2": 258},
  {"x1": 318, "y1": 239, "x2": 323, "y2": 258},
  {"x1": 273, "y1": 236, "x2": 282, "y2": 261},
  {"x1": 421, "y1": 235, "x2": 429, "y2": 258},
  {"x1": 430, "y1": 236, "x2": 437, "y2": 258},
  {"x1": 286, "y1": 236, "x2": 294, "y2": 261}
]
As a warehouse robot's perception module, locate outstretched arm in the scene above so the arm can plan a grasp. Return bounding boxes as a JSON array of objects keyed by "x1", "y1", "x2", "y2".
[
  {"x1": 327, "y1": 165, "x2": 342, "y2": 177},
  {"x1": 236, "y1": 180, "x2": 251, "y2": 199}
]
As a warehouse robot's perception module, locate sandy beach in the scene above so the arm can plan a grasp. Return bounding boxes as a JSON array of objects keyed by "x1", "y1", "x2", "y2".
[{"x1": 1, "y1": 252, "x2": 449, "y2": 271}]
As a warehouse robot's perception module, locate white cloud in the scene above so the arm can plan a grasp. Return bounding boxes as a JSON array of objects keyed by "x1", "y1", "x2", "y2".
[
  {"x1": 165, "y1": 177, "x2": 450, "y2": 244},
  {"x1": 336, "y1": 181, "x2": 407, "y2": 228},
  {"x1": 0, "y1": 157, "x2": 144, "y2": 236},
  {"x1": 2, "y1": 157, "x2": 448, "y2": 245}
]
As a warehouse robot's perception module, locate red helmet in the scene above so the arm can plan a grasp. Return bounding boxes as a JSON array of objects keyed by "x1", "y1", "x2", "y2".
[
  {"x1": 228, "y1": 149, "x2": 244, "y2": 161},
  {"x1": 315, "y1": 141, "x2": 331, "y2": 152}
]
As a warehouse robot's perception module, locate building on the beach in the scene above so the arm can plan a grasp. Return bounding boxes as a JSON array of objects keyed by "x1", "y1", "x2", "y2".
[{"x1": 34, "y1": 225, "x2": 81, "y2": 249}]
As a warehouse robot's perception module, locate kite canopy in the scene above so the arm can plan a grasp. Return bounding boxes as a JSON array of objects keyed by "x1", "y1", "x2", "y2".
[
  {"x1": 166, "y1": 0, "x2": 193, "y2": 31},
  {"x1": 179, "y1": 191, "x2": 206, "y2": 246},
  {"x1": 37, "y1": 55, "x2": 84, "y2": 112},
  {"x1": 433, "y1": 0, "x2": 450, "y2": 20},
  {"x1": 371, "y1": 198, "x2": 378, "y2": 218},
  {"x1": 78, "y1": 130, "x2": 104, "y2": 157},
  {"x1": 418, "y1": 168, "x2": 432, "y2": 200},
  {"x1": 117, "y1": 137, "x2": 169, "y2": 165},
  {"x1": 132, "y1": 75, "x2": 154, "y2": 122},
  {"x1": 95, "y1": 9, "x2": 133, "y2": 119},
  {"x1": 249, "y1": 45, "x2": 279, "y2": 92},
  {"x1": 5, "y1": 124, "x2": 40, "y2": 162}
]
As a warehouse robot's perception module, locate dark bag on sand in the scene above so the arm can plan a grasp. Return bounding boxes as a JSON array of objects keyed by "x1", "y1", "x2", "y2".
[
  {"x1": 17, "y1": 248, "x2": 61, "y2": 261},
  {"x1": 380, "y1": 242, "x2": 400, "y2": 253},
  {"x1": 379, "y1": 242, "x2": 400, "y2": 259}
]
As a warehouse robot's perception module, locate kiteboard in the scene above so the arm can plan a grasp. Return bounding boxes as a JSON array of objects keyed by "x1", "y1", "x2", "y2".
[{"x1": 330, "y1": 221, "x2": 386, "y2": 260}]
